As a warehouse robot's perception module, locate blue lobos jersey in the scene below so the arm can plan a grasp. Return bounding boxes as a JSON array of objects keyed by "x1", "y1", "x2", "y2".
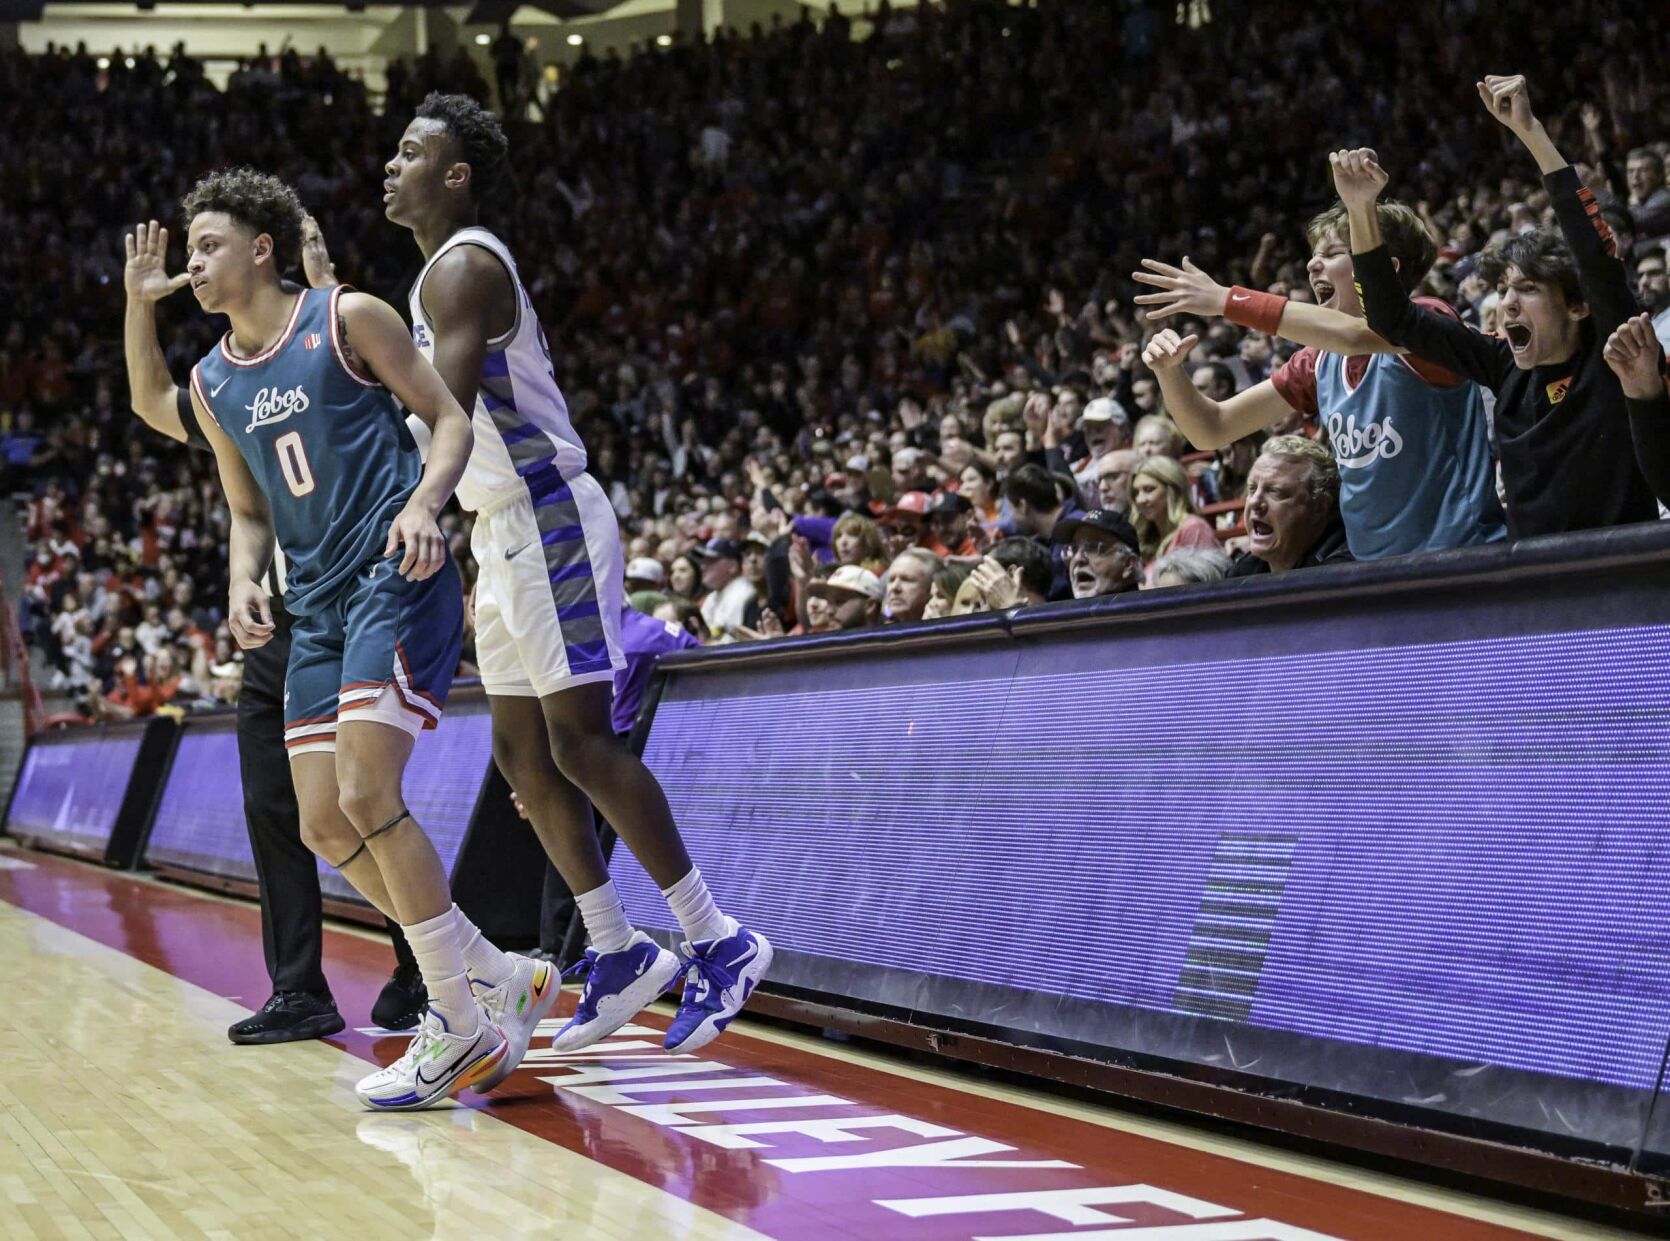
[
  {"x1": 408, "y1": 227, "x2": 588, "y2": 510},
  {"x1": 191, "y1": 286, "x2": 422, "y2": 616}
]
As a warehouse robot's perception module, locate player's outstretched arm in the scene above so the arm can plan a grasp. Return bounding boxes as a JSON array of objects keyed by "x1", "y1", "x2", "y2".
[
  {"x1": 1477, "y1": 74, "x2": 1566, "y2": 176},
  {"x1": 1334, "y1": 149, "x2": 1509, "y2": 389},
  {"x1": 1483, "y1": 74, "x2": 1639, "y2": 341},
  {"x1": 1132, "y1": 256, "x2": 1396, "y2": 356},
  {"x1": 300, "y1": 214, "x2": 339, "y2": 290},
  {"x1": 338, "y1": 291, "x2": 474, "y2": 582},
  {"x1": 196, "y1": 392, "x2": 276, "y2": 650},
  {"x1": 122, "y1": 220, "x2": 190, "y2": 441},
  {"x1": 1141, "y1": 329, "x2": 1293, "y2": 451}
]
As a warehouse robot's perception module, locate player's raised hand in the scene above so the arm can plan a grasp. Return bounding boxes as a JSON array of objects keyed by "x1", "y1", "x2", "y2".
[
  {"x1": 385, "y1": 503, "x2": 446, "y2": 581},
  {"x1": 1329, "y1": 148, "x2": 1388, "y2": 209},
  {"x1": 1478, "y1": 74, "x2": 1536, "y2": 137},
  {"x1": 227, "y1": 578, "x2": 274, "y2": 650},
  {"x1": 300, "y1": 213, "x2": 338, "y2": 289},
  {"x1": 1141, "y1": 328, "x2": 1200, "y2": 374},
  {"x1": 1602, "y1": 314, "x2": 1670, "y2": 402},
  {"x1": 123, "y1": 220, "x2": 190, "y2": 303},
  {"x1": 1132, "y1": 257, "x2": 1229, "y2": 320}
]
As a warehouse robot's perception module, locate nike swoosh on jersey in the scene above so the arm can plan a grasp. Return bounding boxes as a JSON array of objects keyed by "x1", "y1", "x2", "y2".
[
  {"x1": 505, "y1": 543, "x2": 532, "y2": 560},
  {"x1": 415, "y1": 1031, "x2": 484, "y2": 1086},
  {"x1": 211, "y1": 376, "x2": 232, "y2": 397}
]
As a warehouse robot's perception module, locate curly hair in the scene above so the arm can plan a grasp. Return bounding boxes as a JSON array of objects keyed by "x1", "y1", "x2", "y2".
[
  {"x1": 415, "y1": 91, "x2": 509, "y2": 200},
  {"x1": 181, "y1": 168, "x2": 303, "y2": 273}
]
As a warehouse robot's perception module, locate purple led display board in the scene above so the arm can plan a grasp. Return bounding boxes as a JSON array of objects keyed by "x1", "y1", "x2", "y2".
[
  {"x1": 145, "y1": 704, "x2": 493, "y2": 896},
  {"x1": 610, "y1": 620, "x2": 1670, "y2": 1150},
  {"x1": 6, "y1": 731, "x2": 144, "y2": 854}
]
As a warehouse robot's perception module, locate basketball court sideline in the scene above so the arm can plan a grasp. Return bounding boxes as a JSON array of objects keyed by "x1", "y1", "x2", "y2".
[{"x1": 0, "y1": 842, "x2": 1646, "y2": 1241}]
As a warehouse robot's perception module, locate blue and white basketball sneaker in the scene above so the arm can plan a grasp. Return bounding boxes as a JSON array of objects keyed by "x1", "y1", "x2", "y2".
[
  {"x1": 551, "y1": 931, "x2": 682, "y2": 1053},
  {"x1": 664, "y1": 925, "x2": 773, "y2": 1054}
]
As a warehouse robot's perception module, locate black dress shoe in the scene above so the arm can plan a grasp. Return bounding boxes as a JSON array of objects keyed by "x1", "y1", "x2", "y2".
[
  {"x1": 371, "y1": 962, "x2": 427, "y2": 1031},
  {"x1": 228, "y1": 991, "x2": 346, "y2": 1045}
]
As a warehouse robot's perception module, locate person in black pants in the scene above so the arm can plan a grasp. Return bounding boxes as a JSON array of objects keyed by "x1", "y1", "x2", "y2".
[{"x1": 122, "y1": 225, "x2": 424, "y2": 1041}]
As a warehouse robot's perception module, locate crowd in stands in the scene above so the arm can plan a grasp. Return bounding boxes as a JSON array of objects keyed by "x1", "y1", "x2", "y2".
[{"x1": 3, "y1": 0, "x2": 1668, "y2": 717}]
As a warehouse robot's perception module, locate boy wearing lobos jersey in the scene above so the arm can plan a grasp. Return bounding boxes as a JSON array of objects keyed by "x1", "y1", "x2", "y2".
[
  {"x1": 1132, "y1": 195, "x2": 1505, "y2": 560},
  {"x1": 369, "y1": 93, "x2": 771, "y2": 1055},
  {"x1": 180, "y1": 169, "x2": 548, "y2": 1110}
]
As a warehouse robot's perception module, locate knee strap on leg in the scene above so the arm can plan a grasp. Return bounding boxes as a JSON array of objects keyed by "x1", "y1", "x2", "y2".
[
  {"x1": 365, "y1": 809, "x2": 412, "y2": 842},
  {"x1": 331, "y1": 840, "x2": 368, "y2": 871}
]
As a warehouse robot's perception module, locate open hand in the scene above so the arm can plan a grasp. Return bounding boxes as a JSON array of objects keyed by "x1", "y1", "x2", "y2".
[
  {"x1": 301, "y1": 214, "x2": 338, "y2": 289},
  {"x1": 384, "y1": 503, "x2": 446, "y2": 580},
  {"x1": 1478, "y1": 74, "x2": 1536, "y2": 137},
  {"x1": 1142, "y1": 328, "x2": 1200, "y2": 374},
  {"x1": 124, "y1": 220, "x2": 190, "y2": 303},
  {"x1": 1603, "y1": 314, "x2": 1669, "y2": 402},
  {"x1": 968, "y1": 557, "x2": 1020, "y2": 610},
  {"x1": 1132, "y1": 256, "x2": 1228, "y2": 320},
  {"x1": 1329, "y1": 148, "x2": 1388, "y2": 209}
]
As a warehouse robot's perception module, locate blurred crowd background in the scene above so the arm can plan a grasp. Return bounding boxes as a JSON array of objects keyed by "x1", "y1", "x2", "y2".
[{"x1": 5, "y1": 0, "x2": 1668, "y2": 717}]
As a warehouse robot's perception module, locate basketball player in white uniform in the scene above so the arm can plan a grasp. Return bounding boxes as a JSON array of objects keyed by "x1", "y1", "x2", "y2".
[{"x1": 368, "y1": 93, "x2": 771, "y2": 1056}]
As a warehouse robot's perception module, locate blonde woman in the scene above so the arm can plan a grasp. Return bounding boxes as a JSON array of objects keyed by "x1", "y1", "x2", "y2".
[{"x1": 1129, "y1": 455, "x2": 1219, "y2": 580}]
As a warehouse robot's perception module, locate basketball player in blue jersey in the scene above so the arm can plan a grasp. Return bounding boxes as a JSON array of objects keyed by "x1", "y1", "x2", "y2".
[
  {"x1": 373, "y1": 93, "x2": 772, "y2": 1054},
  {"x1": 178, "y1": 169, "x2": 551, "y2": 1109}
]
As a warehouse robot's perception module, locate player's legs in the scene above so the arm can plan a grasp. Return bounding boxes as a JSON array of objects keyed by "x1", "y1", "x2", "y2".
[{"x1": 477, "y1": 474, "x2": 768, "y2": 1052}]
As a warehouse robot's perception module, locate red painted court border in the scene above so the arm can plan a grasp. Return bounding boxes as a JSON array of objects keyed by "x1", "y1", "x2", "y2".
[{"x1": 2, "y1": 849, "x2": 1562, "y2": 1241}]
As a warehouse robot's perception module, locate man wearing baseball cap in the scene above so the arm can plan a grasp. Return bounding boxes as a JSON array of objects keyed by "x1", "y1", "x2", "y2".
[
  {"x1": 806, "y1": 565, "x2": 884, "y2": 630},
  {"x1": 882, "y1": 490, "x2": 933, "y2": 559},
  {"x1": 625, "y1": 557, "x2": 666, "y2": 593},
  {"x1": 1066, "y1": 397, "x2": 1133, "y2": 506},
  {"x1": 1053, "y1": 509, "x2": 1143, "y2": 600},
  {"x1": 691, "y1": 537, "x2": 756, "y2": 638}
]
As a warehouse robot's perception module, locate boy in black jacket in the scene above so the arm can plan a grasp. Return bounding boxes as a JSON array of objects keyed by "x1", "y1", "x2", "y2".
[{"x1": 1336, "y1": 74, "x2": 1670, "y2": 536}]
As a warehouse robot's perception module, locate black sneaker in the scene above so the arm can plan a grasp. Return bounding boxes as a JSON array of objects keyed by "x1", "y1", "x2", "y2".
[
  {"x1": 371, "y1": 962, "x2": 427, "y2": 1031},
  {"x1": 228, "y1": 991, "x2": 346, "y2": 1045}
]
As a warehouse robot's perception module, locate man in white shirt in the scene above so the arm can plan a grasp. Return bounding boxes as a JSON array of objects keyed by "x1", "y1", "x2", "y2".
[{"x1": 694, "y1": 537, "x2": 757, "y2": 638}]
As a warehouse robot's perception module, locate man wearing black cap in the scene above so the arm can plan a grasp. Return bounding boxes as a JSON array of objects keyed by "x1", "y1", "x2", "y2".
[
  {"x1": 1053, "y1": 510, "x2": 1143, "y2": 600},
  {"x1": 927, "y1": 491, "x2": 979, "y2": 559},
  {"x1": 692, "y1": 536, "x2": 756, "y2": 638}
]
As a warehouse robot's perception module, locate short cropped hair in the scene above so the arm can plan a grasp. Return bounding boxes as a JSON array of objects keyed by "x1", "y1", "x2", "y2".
[
  {"x1": 1308, "y1": 199, "x2": 1436, "y2": 295},
  {"x1": 1260, "y1": 434, "x2": 1340, "y2": 506},
  {"x1": 416, "y1": 91, "x2": 509, "y2": 200},
  {"x1": 1003, "y1": 462, "x2": 1059, "y2": 511},
  {"x1": 1477, "y1": 226, "x2": 1584, "y2": 309},
  {"x1": 181, "y1": 168, "x2": 304, "y2": 273}
]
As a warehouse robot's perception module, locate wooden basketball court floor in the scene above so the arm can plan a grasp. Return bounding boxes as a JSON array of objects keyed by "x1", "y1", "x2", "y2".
[{"x1": 0, "y1": 841, "x2": 1652, "y2": 1241}]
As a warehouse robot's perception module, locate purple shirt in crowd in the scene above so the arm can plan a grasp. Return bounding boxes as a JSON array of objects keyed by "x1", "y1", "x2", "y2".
[
  {"x1": 612, "y1": 605, "x2": 702, "y2": 735},
  {"x1": 792, "y1": 514, "x2": 837, "y2": 562}
]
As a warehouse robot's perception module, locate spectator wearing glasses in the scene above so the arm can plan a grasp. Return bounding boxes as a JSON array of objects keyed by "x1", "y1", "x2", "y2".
[{"x1": 1054, "y1": 510, "x2": 1143, "y2": 600}]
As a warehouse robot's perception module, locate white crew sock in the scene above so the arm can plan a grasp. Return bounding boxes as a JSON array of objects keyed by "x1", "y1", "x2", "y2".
[
  {"x1": 453, "y1": 904, "x2": 515, "y2": 990},
  {"x1": 662, "y1": 868, "x2": 735, "y2": 945},
  {"x1": 575, "y1": 879, "x2": 635, "y2": 955},
  {"x1": 403, "y1": 907, "x2": 477, "y2": 1035}
]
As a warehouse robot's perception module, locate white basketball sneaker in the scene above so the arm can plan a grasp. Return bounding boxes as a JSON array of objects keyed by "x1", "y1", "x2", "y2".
[
  {"x1": 470, "y1": 955, "x2": 558, "y2": 1093},
  {"x1": 355, "y1": 1005, "x2": 507, "y2": 1111}
]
